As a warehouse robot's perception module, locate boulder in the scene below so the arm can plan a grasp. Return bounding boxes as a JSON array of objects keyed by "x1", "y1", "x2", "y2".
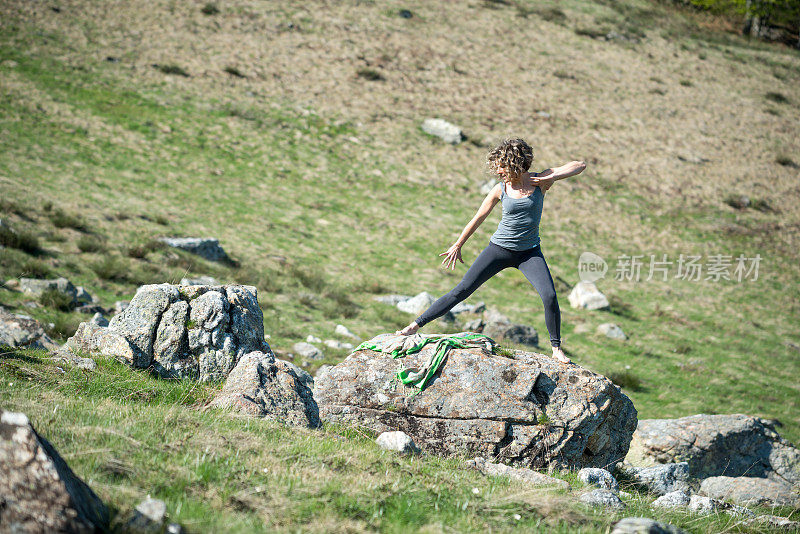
[
  {"x1": 611, "y1": 518, "x2": 686, "y2": 534},
  {"x1": 315, "y1": 337, "x2": 637, "y2": 469},
  {"x1": 63, "y1": 283, "x2": 270, "y2": 382},
  {"x1": 568, "y1": 281, "x2": 610, "y2": 310},
  {"x1": 578, "y1": 467, "x2": 619, "y2": 492},
  {"x1": 159, "y1": 237, "x2": 231, "y2": 262},
  {"x1": 0, "y1": 307, "x2": 59, "y2": 351},
  {"x1": 0, "y1": 410, "x2": 109, "y2": 532},
  {"x1": 421, "y1": 118, "x2": 464, "y2": 144},
  {"x1": 465, "y1": 456, "x2": 569, "y2": 489},
  {"x1": 700, "y1": 475, "x2": 799, "y2": 507},
  {"x1": 621, "y1": 462, "x2": 691, "y2": 496},
  {"x1": 209, "y1": 351, "x2": 320, "y2": 428},
  {"x1": 580, "y1": 488, "x2": 625, "y2": 510},
  {"x1": 627, "y1": 414, "x2": 800, "y2": 483},
  {"x1": 376, "y1": 431, "x2": 420, "y2": 454},
  {"x1": 19, "y1": 277, "x2": 78, "y2": 305}
]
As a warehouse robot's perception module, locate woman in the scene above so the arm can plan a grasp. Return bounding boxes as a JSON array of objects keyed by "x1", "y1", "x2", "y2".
[{"x1": 395, "y1": 138, "x2": 586, "y2": 364}]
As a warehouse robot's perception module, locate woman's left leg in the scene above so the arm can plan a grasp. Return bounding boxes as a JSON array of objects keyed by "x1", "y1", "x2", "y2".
[{"x1": 516, "y1": 247, "x2": 562, "y2": 348}]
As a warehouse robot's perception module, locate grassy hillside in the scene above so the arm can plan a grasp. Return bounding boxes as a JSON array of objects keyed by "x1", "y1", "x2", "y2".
[{"x1": 1, "y1": 0, "x2": 799, "y2": 531}]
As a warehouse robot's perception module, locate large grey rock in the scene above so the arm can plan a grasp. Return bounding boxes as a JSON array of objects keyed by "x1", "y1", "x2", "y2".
[
  {"x1": 700, "y1": 475, "x2": 799, "y2": 507},
  {"x1": 376, "y1": 431, "x2": 420, "y2": 454},
  {"x1": 0, "y1": 410, "x2": 109, "y2": 533},
  {"x1": 578, "y1": 467, "x2": 619, "y2": 492},
  {"x1": 611, "y1": 517, "x2": 686, "y2": 534},
  {"x1": 622, "y1": 462, "x2": 690, "y2": 496},
  {"x1": 153, "y1": 300, "x2": 194, "y2": 379},
  {"x1": 159, "y1": 237, "x2": 230, "y2": 262},
  {"x1": 627, "y1": 414, "x2": 800, "y2": 484},
  {"x1": 580, "y1": 488, "x2": 626, "y2": 509},
  {"x1": 315, "y1": 336, "x2": 637, "y2": 469},
  {"x1": 19, "y1": 277, "x2": 78, "y2": 305},
  {"x1": 64, "y1": 284, "x2": 270, "y2": 382},
  {"x1": 108, "y1": 284, "x2": 179, "y2": 367},
  {"x1": 568, "y1": 281, "x2": 610, "y2": 310},
  {"x1": 421, "y1": 118, "x2": 464, "y2": 144},
  {"x1": 0, "y1": 307, "x2": 59, "y2": 351},
  {"x1": 210, "y1": 351, "x2": 320, "y2": 428},
  {"x1": 465, "y1": 456, "x2": 569, "y2": 489},
  {"x1": 397, "y1": 291, "x2": 436, "y2": 315}
]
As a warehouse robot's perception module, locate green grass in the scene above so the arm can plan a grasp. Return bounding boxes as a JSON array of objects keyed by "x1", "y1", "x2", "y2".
[{"x1": 0, "y1": 350, "x2": 786, "y2": 533}]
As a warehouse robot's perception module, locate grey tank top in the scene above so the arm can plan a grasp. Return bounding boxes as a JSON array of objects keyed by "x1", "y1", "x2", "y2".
[{"x1": 489, "y1": 182, "x2": 543, "y2": 251}]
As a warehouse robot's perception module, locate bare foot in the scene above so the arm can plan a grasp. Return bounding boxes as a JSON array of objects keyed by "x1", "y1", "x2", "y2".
[
  {"x1": 552, "y1": 346, "x2": 572, "y2": 364},
  {"x1": 395, "y1": 321, "x2": 420, "y2": 336}
]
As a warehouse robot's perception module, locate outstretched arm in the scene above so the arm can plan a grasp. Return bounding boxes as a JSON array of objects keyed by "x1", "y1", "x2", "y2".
[
  {"x1": 440, "y1": 183, "x2": 501, "y2": 269},
  {"x1": 532, "y1": 161, "x2": 587, "y2": 191}
]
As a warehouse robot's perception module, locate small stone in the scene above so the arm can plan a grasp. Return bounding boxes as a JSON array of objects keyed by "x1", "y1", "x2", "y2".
[
  {"x1": 292, "y1": 342, "x2": 324, "y2": 360},
  {"x1": 466, "y1": 457, "x2": 569, "y2": 489},
  {"x1": 128, "y1": 497, "x2": 167, "y2": 533},
  {"x1": 306, "y1": 334, "x2": 322, "y2": 344},
  {"x1": 568, "y1": 281, "x2": 610, "y2": 310},
  {"x1": 688, "y1": 494, "x2": 722, "y2": 515},
  {"x1": 376, "y1": 431, "x2": 421, "y2": 454},
  {"x1": 114, "y1": 300, "x2": 130, "y2": 313},
  {"x1": 651, "y1": 490, "x2": 690, "y2": 509},
  {"x1": 90, "y1": 312, "x2": 109, "y2": 327},
  {"x1": 323, "y1": 339, "x2": 354, "y2": 350},
  {"x1": 421, "y1": 118, "x2": 464, "y2": 144},
  {"x1": 75, "y1": 286, "x2": 93, "y2": 303},
  {"x1": 580, "y1": 488, "x2": 626, "y2": 510},
  {"x1": 623, "y1": 462, "x2": 690, "y2": 495},
  {"x1": 335, "y1": 324, "x2": 360, "y2": 340},
  {"x1": 158, "y1": 237, "x2": 230, "y2": 262},
  {"x1": 611, "y1": 517, "x2": 687, "y2": 534},
  {"x1": 536, "y1": 111, "x2": 551, "y2": 119},
  {"x1": 397, "y1": 291, "x2": 436, "y2": 315},
  {"x1": 578, "y1": 467, "x2": 619, "y2": 492},
  {"x1": 597, "y1": 323, "x2": 626, "y2": 340},
  {"x1": 180, "y1": 276, "x2": 219, "y2": 286}
]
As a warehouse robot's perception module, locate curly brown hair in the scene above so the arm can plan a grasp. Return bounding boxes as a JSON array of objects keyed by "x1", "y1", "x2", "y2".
[{"x1": 485, "y1": 138, "x2": 534, "y2": 179}]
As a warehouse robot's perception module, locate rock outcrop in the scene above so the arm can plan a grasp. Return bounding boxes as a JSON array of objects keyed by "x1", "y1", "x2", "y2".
[
  {"x1": 627, "y1": 414, "x2": 800, "y2": 507},
  {"x1": 0, "y1": 410, "x2": 109, "y2": 533},
  {"x1": 209, "y1": 351, "x2": 320, "y2": 428},
  {"x1": 63, "y1": 283, "x2": 271, "y2": 382},
  {"x1": 315, "y1": 336, "x2": 637, "y2": 469},
  {"x1": 0, "y1": 307, "x2": 59, "y2": 351},
  {"x1": 159, "y1": 237, "x2": 231, "y2": 263}
]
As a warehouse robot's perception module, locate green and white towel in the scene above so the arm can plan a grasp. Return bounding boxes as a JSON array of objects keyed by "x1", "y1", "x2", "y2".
[{"x1": 355, "y1": 332, "x2": 496, "y2": 396}]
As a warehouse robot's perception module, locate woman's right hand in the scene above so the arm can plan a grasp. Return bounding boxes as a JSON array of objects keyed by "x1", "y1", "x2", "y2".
[{"x1": 439, "y1": 243, "x2": 464, "y2": 270}]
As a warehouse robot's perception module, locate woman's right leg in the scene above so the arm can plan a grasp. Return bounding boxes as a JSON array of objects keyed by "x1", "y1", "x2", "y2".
[{"x1": 413, "y1": 243, "x2": 514, "y2": 329}]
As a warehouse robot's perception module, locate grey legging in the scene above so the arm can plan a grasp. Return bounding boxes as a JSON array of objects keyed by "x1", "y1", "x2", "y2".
[{"x1": 414, "y1": 241, "x2": 562, "y2": 347}]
